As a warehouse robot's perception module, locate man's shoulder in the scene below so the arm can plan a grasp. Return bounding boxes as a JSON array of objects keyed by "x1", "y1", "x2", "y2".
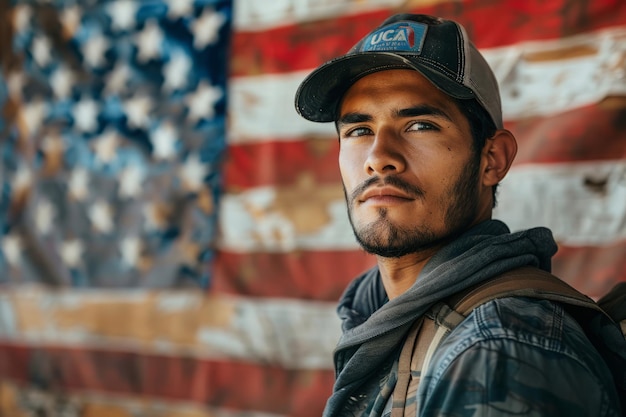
[
  {"x1": 419, "y1": 296, "x2": 621, "y2": 416},
  {"x1": 441, "y1": 296, "x2": 596, "y2": 358},
  {"x1": 427, "y1": 295, "x2": 616, "y2": 387}
]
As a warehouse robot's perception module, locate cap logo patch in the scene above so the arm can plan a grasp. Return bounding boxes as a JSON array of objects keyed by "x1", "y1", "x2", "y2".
[{"x1": 361, "y1": 22, "x2": 427, "y2": 53}]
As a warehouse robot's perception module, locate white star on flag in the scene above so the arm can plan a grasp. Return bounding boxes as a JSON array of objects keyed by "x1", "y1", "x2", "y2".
[
  {"x1": 32, "y1": 35, "x2": 53, "y2": 67},
  {"x1": 190, "y1": 8, "x2": 226, "y2": 50},
  {"x1": 73, "y1": 97, "x2": 100, "y2": 133},
  {"x1": 1, "y1": 235, "x2": 22, "y2": 267},
  {"x1": 124, "y1": 95, "x2": 152, "y2": 130},
  {"x1": 108, "y1": 0, "x2": 138, "y2": 32},
  {"x1": 50, "y1": 66, "x2": 74, "y2": 99},
  {"x1": 120, "y1": 236, "x2": 142, "y2": 268},
  {"x1": 7, "y1": 71, "x2": 25, "y2": 98},
  {"x1": 119, "y1": 165, "x2": 145, "y2": 198},
  {"x1": 88, "y1": 201, "x2": 114, "y2": 234},
  {"x1": 135, "y1": 19, "x2": 164, "y2": 62},
  {"x1": 35, "y1": 198, "x2": 56, "y2": 235},
  {"x1": 20, "y1": 100, "x2": 46, "y2": 136},
  {"x1": 93, "y1": 129, "x2": 120, "y2": 164},
  {"x1": 180, "y1": 153, "x2": 208, "y2": 192},
  {"x1": 82, "y1": 33, "x2": 110, "y2": 68},
  {"x1": 163, "y1": 51, "x2": 192, "y2": 92},
  {"x1": 68, "y1": 168, "x2": 90, "y2": 201},
  {"x1": 166, "y1": 0, "x2": 194, "y2": 20},
  {"x1": 12, "y1": 164, "x2": 32, "y2": 192},
  {"x1": 186, "y1": 81, "x2": 222, "y2": 122},
  {"x1": 60, "y1": 239, "x2": 84, "y2": 268},
  {"x1": 105, "y1": 63, "x2": 131, "y2": 94},
  {"x1": 150, "y1": 121, "x2": 178, "y2": 160}
]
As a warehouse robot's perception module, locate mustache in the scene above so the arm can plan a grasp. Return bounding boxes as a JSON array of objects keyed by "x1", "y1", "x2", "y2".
[{"x1": 349, "y1": 176, "x2": 425, "y2": 203}]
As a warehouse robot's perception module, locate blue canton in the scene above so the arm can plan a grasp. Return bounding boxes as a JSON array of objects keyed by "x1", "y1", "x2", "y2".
[{"x1": 0, "y1": 0, "x2": 233, "y2": 288}]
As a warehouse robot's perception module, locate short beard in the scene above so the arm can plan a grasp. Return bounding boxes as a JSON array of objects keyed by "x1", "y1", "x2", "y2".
[
  {"x1": 354, "y1": 210, "x2": 438, "y2": 257},
  {"x1": 346, "y1": 156, "x2": 481, "y2": 258}
]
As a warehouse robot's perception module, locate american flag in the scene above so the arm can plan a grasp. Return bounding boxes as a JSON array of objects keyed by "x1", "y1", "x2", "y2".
[{"x1": 0, "y1": 0, "x2": 625, "y2": 416}]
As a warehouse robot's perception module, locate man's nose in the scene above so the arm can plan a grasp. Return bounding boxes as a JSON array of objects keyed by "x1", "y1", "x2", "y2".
[{"x1": 364, "y1": 129, "x2": 406, "y2": 176}]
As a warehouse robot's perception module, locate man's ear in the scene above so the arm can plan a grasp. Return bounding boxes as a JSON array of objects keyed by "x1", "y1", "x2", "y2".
[{"x1": 481, "y1": 129, "x2": 517, "y2": 187}]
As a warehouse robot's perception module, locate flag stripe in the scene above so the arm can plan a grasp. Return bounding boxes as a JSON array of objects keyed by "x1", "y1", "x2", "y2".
[
  {"x1": 228, "y1": 27, "x2": 626, "y2": 143},
  {"x1": 232, "y1": 0, "x2": 448, "y2": 31},
  {"x1": 213, "y1": 242, "x2": 626, "y2": 300},
  {"x1": 553, "y1": 243, "x2": 626, "y2": 299},
  {"x1": 231, "y1": 0, "x2": 626, "y2": 76},
  {"x1": 217, "y1": 186, "x2": 353, "y2": 252},
  {"x1": 224, "y1": 139, "x2": 341, "y2": 189},
  {"x1": 494, "y1": 160, "x2": 626, "y2": 246},
  {"x1": 213, "y1": 250, "x2": 375, "y2": 301},
  {"x1": 0, "y1": 342, "x2": 332, "y2": 417},
  {"x1": 0, "y1": 290, "x2": 340, "y2": 368},
  {"x1": 507, "y1": 99, "x2": 626, "y2": 165}
]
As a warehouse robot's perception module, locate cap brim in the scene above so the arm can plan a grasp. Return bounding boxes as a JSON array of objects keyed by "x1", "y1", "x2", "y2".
[{"x1": 295, "y1": 52, "x2": 475, "y2": 123}]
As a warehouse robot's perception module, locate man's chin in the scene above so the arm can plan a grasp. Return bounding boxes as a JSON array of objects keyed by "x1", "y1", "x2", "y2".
[
  {"x1": 361, "y1": 245, "x2": 414, "y2": 258},
  {"x1": 353, "y1": 224, "x2": 442, "y2": 258},
  {"x1": 354, "y1": 230, "x2": 419, "y2": 258}
]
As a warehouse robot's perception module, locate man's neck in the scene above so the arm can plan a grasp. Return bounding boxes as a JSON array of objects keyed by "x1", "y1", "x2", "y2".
[{"x1": 376, "y1": 248, "x2": 439, "y2": 299}]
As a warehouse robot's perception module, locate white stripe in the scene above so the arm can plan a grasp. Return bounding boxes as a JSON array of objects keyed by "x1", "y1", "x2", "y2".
[
  {"x1": 227, "y1": 71, "x2": 332, "y2": 144},
  {"x1": 494, "y1": 160, "x2": 626, "y2": 246},
  {"x1": 233, "y1": 0, "x2": 411, "y2": 31},
  {"x1": 488, "y1": 27, "x2": 626, "y2": 121},
  {"x1": 228, "y1": 27, "x2": 626, "y2": 144},
  {"x1": 219, "y1": 160, "x2": 626, "y2": 252},
  {"x1": 217, "y1": 184, "x2": 355, "y2": 252},
  {"x1": 0, "y1": 289, "x2": 340, "y2": 370}
]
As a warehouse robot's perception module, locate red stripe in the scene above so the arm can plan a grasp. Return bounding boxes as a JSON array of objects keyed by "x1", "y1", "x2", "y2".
[
  {"x1": 224, "y1": 103, "x2": 626, "y2": 190},
  {"x1": 230, "y1": 0, "x2": 626, "y2": 76},
  {"x1": 212, "y1": 244, "x2": 626, "y2": 300},
  {"x1": 231, "y1": 9, "x2": 389, "y2": 77},
  {"x1": 212, "y1": 250, "x2": 376, "y2": 301},
  {"x1": 0, "y1": 342, "x2": 334, "y2": 416},
  {"x1": 553, "y1": 242, "x2": 626, "y2": 300},
  {"x1": 224, "y1": 139, "x2": 341, "y2": 189},
  {"x1": 507, "y1": 100, "x2": 626, "y2": 165}
]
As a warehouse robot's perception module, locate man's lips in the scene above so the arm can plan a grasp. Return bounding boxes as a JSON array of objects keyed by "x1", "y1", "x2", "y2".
[{"x1": 359, "y1": 186, "x2": 414, "y2": 203}]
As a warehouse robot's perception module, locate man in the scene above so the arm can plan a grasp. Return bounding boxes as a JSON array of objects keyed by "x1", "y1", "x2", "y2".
[{"x1": 294, "y1": 13, "x2": 623, "y2": 417}]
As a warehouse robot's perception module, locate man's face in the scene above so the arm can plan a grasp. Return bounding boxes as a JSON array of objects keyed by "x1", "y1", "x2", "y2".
[{"x1": 337, "y1": 69, "x2": 492, "y2": 257}]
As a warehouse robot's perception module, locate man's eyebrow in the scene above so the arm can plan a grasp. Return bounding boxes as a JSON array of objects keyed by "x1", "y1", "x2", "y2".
[
  {"x1": 337, "y1": 105, "x2": 452, "y2": 128},
  {"x1": 395, "y1": 105, "x2": 452, "y2": 120},
  {"x1": 336, "y1": 112, "x2": 372, "y2": 128}
]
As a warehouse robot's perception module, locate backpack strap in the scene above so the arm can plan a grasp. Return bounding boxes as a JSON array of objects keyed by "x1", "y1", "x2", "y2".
[
  {"x1": 390, "y1": 318, "x2": 424, "y2": 417},
  {"x1": 391, "y1": 266, "x2": 610, "y2": 416},
  {"x1": 450, "y1": 266, "x2": 604, "y2": 317}
]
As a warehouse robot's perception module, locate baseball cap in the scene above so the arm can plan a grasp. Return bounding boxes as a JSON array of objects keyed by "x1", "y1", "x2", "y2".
[{"x1": 294, "y1": 14, "x2": 503, "y2": 129}]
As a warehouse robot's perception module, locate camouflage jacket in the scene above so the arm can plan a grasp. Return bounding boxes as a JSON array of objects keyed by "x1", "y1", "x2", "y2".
[{"x1": 374, "y1": 296, "x2": 622, "y2": 417}]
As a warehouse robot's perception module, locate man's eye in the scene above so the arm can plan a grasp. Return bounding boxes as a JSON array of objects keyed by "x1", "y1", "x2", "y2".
[
  {"x1": 344, "y1": 127, "x2": 371, "y2": 137},
  {"x1": 407, "y1": 121, "x2": 437, "y2": 131}
]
